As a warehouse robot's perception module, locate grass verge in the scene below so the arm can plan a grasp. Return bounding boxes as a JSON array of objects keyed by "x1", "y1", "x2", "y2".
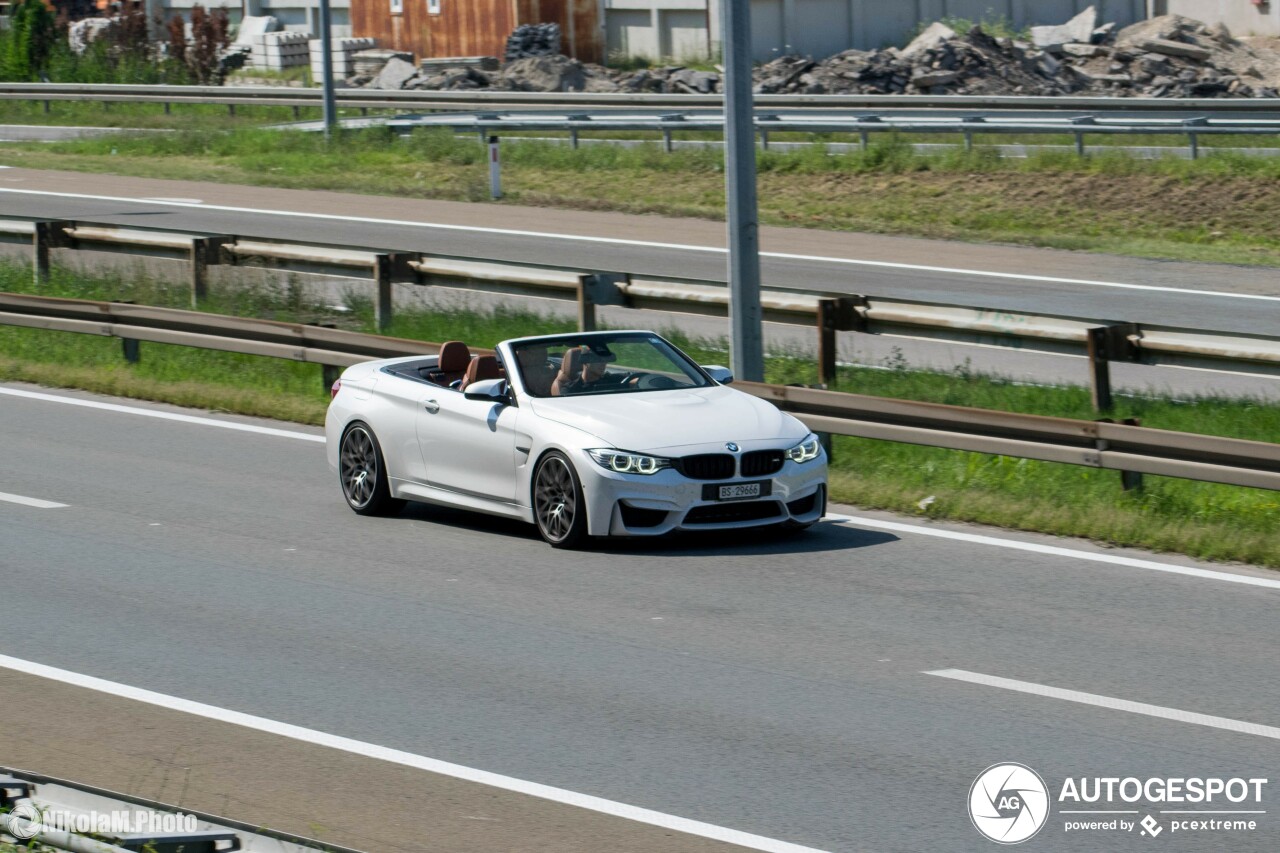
[
  {"x1": 3, "y1": 127, "x2": 1280, "y2": 266},
  {"x1": 1, "y1": 260, "x2": 1277, "y2": 567}
]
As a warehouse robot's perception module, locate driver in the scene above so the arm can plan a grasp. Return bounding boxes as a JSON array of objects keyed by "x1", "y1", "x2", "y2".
[{"x1": 552, "y1": 347, "x2": 607, "y2": 396}]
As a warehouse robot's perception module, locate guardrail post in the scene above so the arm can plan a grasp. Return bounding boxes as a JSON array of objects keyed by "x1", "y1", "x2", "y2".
[
  {"x1": 1095, "y1": 417, "x2": 1145, "y2": 491},
  {"x1": 576, "y1": 273, "x2": 628, "y2": 332},
  {"x1": 1120, "y1": 417, "x2": 1144, "y2": 491},
  {"x1": 122, "y1": 338, "x2": 140, "y2": 363},
  {"x1": 190, "y1": 236, "x2": 230, "y2": 307},
  {"x1": 32, "y1": 220, "x2": 71, "y2": 286},
  {"x1": 323, "y1": 363, "x2": 342, "y2": 394},
  {"x1": 816, "y1": 296, "x2": 863, "y2": 388},
  {"x1": 371, "y1": 253, "x2": 411, "y2": 331},
  {"x1": 1085, "y1": 323, "x2": 1139, "y2": 412}
]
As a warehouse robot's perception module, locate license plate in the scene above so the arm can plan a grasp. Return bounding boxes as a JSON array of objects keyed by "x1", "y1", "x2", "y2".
[
  {"x1": 719, "y1": 483, "x2": 760, "y2": 500},
  {"x1": 701, "y1": 481, "x2": 771, "y2": 502}
]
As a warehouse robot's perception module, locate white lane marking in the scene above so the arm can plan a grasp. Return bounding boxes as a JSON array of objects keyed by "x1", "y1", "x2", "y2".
[
  {"x1": 0, "y1": 490, "x2": 67, "y2": 509},
  {"x1": 0, "y1": 387, "x2": 324, "y2": 443},
  {"x1": 925, "y1": 669, "x2": 1280, "y2": 741},
  {"x1": 140, "y1": 197, "x2": 203, "y2": 204},
  {"x1": 826, "y1": 512, "x2": 1280, "y2": 590},
  {"x1": 2, "y1": 188, "x2": 1275, "y2": 303},
  {"x1": 0, "y1": 654, "x2": 827, "y2": 853}
]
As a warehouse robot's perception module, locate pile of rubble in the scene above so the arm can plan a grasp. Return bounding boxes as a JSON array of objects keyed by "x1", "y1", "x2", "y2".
[
  {"x1": 348, "y1": 8, "x2": 1280, "y2": 98},
  {"x1": 752, "y1": 9, "x2": 1280, "y2": 97}
]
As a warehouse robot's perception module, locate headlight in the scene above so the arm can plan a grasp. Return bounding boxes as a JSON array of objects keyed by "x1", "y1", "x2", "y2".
[
  {"x1": 786, "y1": 435, "x2": 822, "y2": 464},
  {"x1": 587, "y1": 449, "x2": 671, "y2": 475}
]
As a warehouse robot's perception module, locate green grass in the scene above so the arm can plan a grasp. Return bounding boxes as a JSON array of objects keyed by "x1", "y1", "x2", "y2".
[
  {"x1": 1, "y1": 260, "x2": 1277, "y2": 567},
  {"x1": 0, "y1": 99, "x2": 383, "y2": 130},
  {"x1": 4, "y1": 127, "x2": 1280, "y2": 266}
]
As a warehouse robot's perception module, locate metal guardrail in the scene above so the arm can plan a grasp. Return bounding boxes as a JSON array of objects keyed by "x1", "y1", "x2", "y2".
[
  {"x1": 2, "y1": 215, "x2": 1278, "y2": 412},
  {"x1": 372, "y1": 109, "x2": 1280, "y2": 159},
  {"x1": 4, "y1": 83, "x2": 1280, "y2": 118},
  {"x1": 0, "y1": 291, "x2": 1275, "y2": 491}
]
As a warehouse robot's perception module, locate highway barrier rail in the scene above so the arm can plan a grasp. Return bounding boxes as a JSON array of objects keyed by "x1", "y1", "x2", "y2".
[
  {"x1": 369, "y1": 109, "x2": 1280, "y2": 160},
  {"x1": 0, "y1": 291, "x2": 1276, "y2": 492},
  {"x1": 5, "y1": 83, "x2": 1280, "y2": 118},
  {"x1": 4, "y1": 84, "x2": 1279, "y2": 157},
  {"x1": 2, "y1": 216, "x2": 1278, "y2": 413}
]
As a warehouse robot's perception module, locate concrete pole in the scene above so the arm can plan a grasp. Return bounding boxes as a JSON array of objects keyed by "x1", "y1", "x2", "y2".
[
  {"x1": 721, "y1": 0, "x2": 764, "y2": 382},
  {"x1": 318, "y1": 0, "x2": 337, "y2": 140}
]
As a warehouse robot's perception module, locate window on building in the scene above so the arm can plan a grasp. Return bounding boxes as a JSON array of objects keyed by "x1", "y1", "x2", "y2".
[
  {"x1": 428, "y1": 0, "x2": 441, "y2": 14},
  {"x1": 390, "y1": 0, "x2": 402, "y2": 13}
]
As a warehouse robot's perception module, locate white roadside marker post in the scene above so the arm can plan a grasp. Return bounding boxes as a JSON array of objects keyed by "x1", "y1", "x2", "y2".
[{"x1": 489, "y1": 135, "x2": 502, "y2": 200}]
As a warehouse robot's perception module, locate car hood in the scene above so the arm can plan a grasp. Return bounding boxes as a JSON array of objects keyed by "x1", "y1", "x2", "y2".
[{"x1": 528, "y1": 385, "x2": 806, "y2": 452}]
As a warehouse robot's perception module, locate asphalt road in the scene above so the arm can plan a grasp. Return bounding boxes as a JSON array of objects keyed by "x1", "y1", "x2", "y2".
[
  {"x1": 1, "y1": 168, "x2": 1278, "y2": 334},
  {"x1": 1, "y1": 169, "x2": 1277, "y2": 399},
  {"x1": 1, "y1": 382, "x2": 1277, "y2": 852}
]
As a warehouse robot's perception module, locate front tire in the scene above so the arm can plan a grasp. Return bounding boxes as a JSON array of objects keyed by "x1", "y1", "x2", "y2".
[
  {"x1": 339, "y1": 423, "x2": 405, "y2": 516},
  {"x1": 533, "y1": 451, "x2": 589, "y2": 548}
]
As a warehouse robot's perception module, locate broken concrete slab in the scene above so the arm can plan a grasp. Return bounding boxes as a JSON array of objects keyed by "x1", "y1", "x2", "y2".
[
  {"x1": 1139, "y1": 38, "x2": 1213, "y2": 61},
  {"x1": 1062, "y1": 43, "x2": 1104, "y2": 58},
  {"x1": 370, "y1": 56, "x2": 419, "y2": 89},
  {"x1": 902, "y1": 22, "x2": 956, "y2": 58},
  {"x1": 1031, "y1": 6, "x2": 1098, "y2": 50},
  {"x1": 911, "y1": 69, "x2": 959, "y2": 87}
]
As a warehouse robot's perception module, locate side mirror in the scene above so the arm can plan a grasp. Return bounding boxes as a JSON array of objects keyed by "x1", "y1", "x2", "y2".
[
  {"x1": 464, "y1": 378, "x2": 510, "y2": 404},
  {"x1": 702, "y1": 365, "x2": 734, "y2": 384}
]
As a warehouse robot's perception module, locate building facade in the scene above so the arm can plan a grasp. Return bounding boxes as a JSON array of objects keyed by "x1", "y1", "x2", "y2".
[
  {"x1": 1162, "y1": 0, "x2": 1280, "y2": 37},
  {"x1": 350, "y1": 0, "x2": 602, "y2": 63},
  {"x1": 607, "y1": 0, "x2": 1148, "y2": 64}
]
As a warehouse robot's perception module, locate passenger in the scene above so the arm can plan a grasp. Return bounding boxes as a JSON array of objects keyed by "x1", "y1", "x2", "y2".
[{"x1": 516, "y1": 345, "x2": 556, "y2": 397}]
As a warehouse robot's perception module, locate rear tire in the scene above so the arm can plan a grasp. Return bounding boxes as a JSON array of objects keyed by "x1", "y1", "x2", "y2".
[
  {"x1": 533, "y1": 451, "x2": 589, "y2": 549},
  {"x1": 339, "y1": 423, "x2": 405, "y2": 516}
]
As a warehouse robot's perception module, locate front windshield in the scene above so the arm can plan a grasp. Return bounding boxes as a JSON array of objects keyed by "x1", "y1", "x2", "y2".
[{"x1": 511, "y1": 334, "x2": 712, "y2": 398}]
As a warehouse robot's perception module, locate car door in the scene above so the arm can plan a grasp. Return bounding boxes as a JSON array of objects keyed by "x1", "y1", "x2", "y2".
[
  {"x1": 370, "y1": 372, "x2": 430, "y2": 485},
  {"x1": 416, "y1": 389, "x2": 520, "y2": 503}
]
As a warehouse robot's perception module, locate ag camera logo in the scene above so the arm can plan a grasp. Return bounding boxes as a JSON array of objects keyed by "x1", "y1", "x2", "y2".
[{"x1": 969, "y1": 763, "x2": 1050, "y2": 844}]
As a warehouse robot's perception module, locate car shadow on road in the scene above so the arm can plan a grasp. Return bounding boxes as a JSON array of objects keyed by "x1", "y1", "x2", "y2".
[
  {"x1": 396, "y1": 503, "x2": 898, "y2": 556},
  {"x1": 591, "y1": 520, "x2": 899, "y2": 557}
]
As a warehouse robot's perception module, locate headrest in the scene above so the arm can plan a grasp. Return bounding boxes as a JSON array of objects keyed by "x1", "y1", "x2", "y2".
[
  {"x1": 558, "y1": 347, "x2": 583, "y2": 381},
  {"x1": 438, "y1": 341, "x2": 471, "y2": 372},
  {"x1": 464, "y1": 355, "x2": 502, "y2": 388}
]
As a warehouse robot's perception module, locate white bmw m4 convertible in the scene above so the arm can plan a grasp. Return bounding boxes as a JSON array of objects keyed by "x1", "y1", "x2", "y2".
[{"x1": 325, "y1": 331, "x2": 828, "y2": 548}]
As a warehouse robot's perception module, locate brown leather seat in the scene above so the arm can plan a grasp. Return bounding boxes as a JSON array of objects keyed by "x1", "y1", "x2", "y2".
[
  {"x1": 462, "y1": 355, "x2": 502, "y2": 390},
  {"x1": 431, "y1": 341, "x2": 471, "y2": 385},
  {"x1": 551, "y1": 347, "x2": 583, "y2": 397}
]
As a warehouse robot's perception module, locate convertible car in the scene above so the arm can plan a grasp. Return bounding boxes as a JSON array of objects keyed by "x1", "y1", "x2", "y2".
[{"x1": 325, "y1": 331, "x2": 827, "y2": 548}]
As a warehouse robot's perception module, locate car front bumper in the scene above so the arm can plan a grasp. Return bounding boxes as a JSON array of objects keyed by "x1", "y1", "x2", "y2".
[{"x1": 572, "y1": 449, "x2": 829, "y2": 537}]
